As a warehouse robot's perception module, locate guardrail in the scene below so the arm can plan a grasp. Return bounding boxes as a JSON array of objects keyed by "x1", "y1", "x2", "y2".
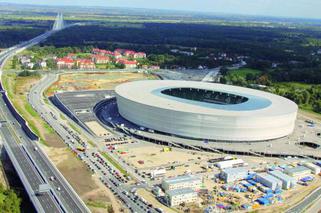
[{"x1": 0, "y1": 83, "x2": 39, "y2": 141}]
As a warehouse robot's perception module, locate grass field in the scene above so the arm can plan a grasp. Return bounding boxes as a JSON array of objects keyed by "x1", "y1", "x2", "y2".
[
  {"x1": 227, "y1": 68, "x2": 262, "y2": 78},
  {"x1": 2, "y1": 71, "x2": 58, "y2": 145},
  {"x1": 271, "y1": 82, "x2": 321, "y2": 116},
  {"x1": 273, "y1": 82, "x2": 313, "y2": 89}
]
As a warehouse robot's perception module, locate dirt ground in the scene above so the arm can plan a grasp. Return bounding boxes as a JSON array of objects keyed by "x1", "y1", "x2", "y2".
[
  {"x1": 85, "y1": 121, "x2": 111, "y2": 137},
  {"x1": 118, "y1": 143, "x2": 284, "y2": 178},
  {"x1": 117, "y1": 142, "x2": 321, "y2": 212},
  {"x1": 272, "y1": 178, "x2": 321, "y2": 212},
  {"x1": 46, "y1": 72, "x2": 158, "y2": 96},
  {"x1": 83, "y1": 176, "x2": 125, "y2": 213},
  {"x1": 299, "y1": 109, "x2": 321, "y2": 122},
  {"x1": 40, "y1": 144, "x2": 115, "y2": 213}
]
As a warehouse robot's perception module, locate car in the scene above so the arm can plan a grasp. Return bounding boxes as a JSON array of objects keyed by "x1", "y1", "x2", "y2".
[{"x1": 57, "y1": 187, "x2": 61, "y2": 191}]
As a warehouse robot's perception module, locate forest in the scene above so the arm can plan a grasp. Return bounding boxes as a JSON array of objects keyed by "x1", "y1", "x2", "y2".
[{"x1": 42, "y1": 23, "x2": 321, "y2": 84}]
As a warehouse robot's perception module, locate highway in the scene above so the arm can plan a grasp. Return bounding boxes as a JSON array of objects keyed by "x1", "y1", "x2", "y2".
[
  {"x1": 53, "y1": 13, "x2": 64, "y2": 31},
  {"x1": 0, "y1": 14, "x2": 90, "y2": 213},
  {"x1": 29, "y1": 73, "x2": 159, "y2": 213},
  {"x1": 202, "y1": 67, "x2": 220, "y2": 82},
  {"x1": 286, "y1": 185, "x2": 321, "y2": 213},
  {"x1": 0, "y1": 93, "x2": 64, "y2": 213}
]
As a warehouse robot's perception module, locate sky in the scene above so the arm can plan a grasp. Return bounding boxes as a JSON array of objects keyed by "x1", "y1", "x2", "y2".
[{"x1": 1, "y1": 0, "x2": 321, "y2": 19}]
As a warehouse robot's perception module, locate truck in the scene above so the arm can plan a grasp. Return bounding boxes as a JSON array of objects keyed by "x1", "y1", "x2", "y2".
[{"x1": 76, "y1": 147, "x2": 85, "y2": 152}]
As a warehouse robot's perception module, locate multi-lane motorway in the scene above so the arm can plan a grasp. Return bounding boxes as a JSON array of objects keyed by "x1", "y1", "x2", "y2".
[
  {"x1": 0, "y1": 14, "x2": 90, "y2": 213},
  {"x1": 29, "y1": 72, "x2": 160, "y2": 213},
  {"x1": 0, "y1": 99, "x2": 64, "y2": 213}
]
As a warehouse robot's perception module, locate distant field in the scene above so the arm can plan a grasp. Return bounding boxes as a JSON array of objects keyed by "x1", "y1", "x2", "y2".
[
  {"x1": 46, "y1": 71, "x2": 159, "y2": 96},
  {"x1": 273, "y1": 82, "x2": 313, "y2": 89},
  {"x1": 227, "y1": 68, "x2": 262, "y2": 78}
]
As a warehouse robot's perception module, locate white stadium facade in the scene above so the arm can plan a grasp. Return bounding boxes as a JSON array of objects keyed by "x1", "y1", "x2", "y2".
[{"x1": 115, "y1": 80, "x2": 298, "y2": 142}]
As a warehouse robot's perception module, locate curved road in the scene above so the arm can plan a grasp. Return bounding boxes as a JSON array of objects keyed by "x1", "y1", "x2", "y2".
[{"x1": 0, "y1": 14, "x2": 90, "y2": 213}]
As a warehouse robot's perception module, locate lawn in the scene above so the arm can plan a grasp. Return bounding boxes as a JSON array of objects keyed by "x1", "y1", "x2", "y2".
[
  {"x1": 227, "y1": 68, "x2": 262, "y2": 78},
  {"x1": 273, "y1": 82, "x2": 313, "y2": 89}
]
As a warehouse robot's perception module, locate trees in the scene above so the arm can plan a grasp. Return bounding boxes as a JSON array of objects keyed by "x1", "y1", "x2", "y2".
[
  {"x1": 17, "y1": 70, "x2": 40, "y2": 77},
  {"x1": 219, "y1": 66, "x2": 229, "y2": 75},
  {"x1": 0, "y1": 184, "x2": 21, "y2": 213},
  {"x1": 11, "y1": 56, "x2": 18, "y2": 69},
  {"x1": 313, "y1": 100, "x2": 321, "y2": 113}
]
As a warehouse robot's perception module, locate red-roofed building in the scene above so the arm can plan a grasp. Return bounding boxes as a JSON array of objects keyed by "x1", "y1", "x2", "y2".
[
  {"x1": 56, "y1": 58, "x2": 75, "y2": 69},
  {"x1": 92, "y1": 55, "x2": 111, "y2": 64},
  {"x1": 116, "y1": 59, "x2": 137, "y2": 69},
  {"x1": 114, "y1": 48, "x2": 127, "y2": 54},
  {"x1": 134, "y1": 52, "x2": 147, "y2": 59},
  {"x1": 124, "y1": 50, "x2": 136, "y2": 57},
  {"x1": 113, "y1": 51, "x2": 122, "y2": 59},
  {"x1": 92, "y1": 48, "x2": 103, "y2": 55},
  {"x1": 76, "y1": 59, "x2": 96, "y2": 69}
]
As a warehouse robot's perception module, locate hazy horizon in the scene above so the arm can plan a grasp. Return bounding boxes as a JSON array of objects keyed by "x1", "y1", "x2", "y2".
[{"x1": 1, "y1": 0, "x2": 321, "y2": 19}]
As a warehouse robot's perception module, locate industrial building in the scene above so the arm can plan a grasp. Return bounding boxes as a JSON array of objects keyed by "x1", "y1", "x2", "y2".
[
  {"x1": 165, "y1": 188, "x2": 198, "y2": 207},
  {"x1": 284, "y1": 166, "x2": 312, "y2": 180},
  {"x1": 161, "y1": 175, "x2": 202, "y2": 191},
  {"x1": 255, "y1": 173, "x2": 282, "y2": 190},
  {"x1": 303, "y1": 162, "x2": 321, "y2": 175},
  {"x1": 220, "y1": 167, "x2": 249, "y2": 183},
  {"x1": 216, "y1": 159, "x2": 246, "y2": 169},
  {"x1": 115, "y1": 80, "x2": 297, "y2": 142},
  {"x1": 267, "y1": 170, "x2": 296, "y2": 190}
]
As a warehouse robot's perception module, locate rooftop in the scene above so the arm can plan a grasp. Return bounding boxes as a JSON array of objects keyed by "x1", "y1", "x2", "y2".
[
  {"x1": 256, "y1": 173, "x2": 282, "y2": 184},
  {"x1": 56, "y1": 57, "x2": 74, "y2": 64},
  {"x1": 222, "y1": 167, "x2": 249, "y2": 174},
  {"x1": 166, "y1": 188, "x2": 196, "y2": 197},
  {"x1": 268, "y1": 170, "x2": 296, "y2": 182},
  {"x1": 163, "y1": 175, "x2": 201, "y2": 185},
  {"x1": 115, "y1": 80, "x2": 298, "y2": 116},
  {"x1": 285, "y1": 166, "x2": 311, "y2": 173}
]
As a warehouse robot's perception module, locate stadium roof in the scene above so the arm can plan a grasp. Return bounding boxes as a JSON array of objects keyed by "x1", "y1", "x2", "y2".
[{"x1": 115, "y1": 80, "x2": 297, "y2": 116}]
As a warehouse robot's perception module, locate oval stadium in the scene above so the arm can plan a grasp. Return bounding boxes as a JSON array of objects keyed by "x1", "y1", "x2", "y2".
[{"x1": 114, "y1": 80, "x2": 298, "y2": 142}]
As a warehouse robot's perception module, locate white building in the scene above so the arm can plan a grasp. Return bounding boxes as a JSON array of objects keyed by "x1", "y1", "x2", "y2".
[
  {"x1": 216, "y1": 159, "x2": 246, "y2": 169},
  {"x1": 39, "y1": 61, "x2": 47, "y2": 68},
  {"x1": 161, "y1": 175, "x2": 202, "y2": 191},
  {"x1": 220, "y1": 167, "x2": 249, "y2": 183},
  {"x1": 26, "y1": 62, "x2": 34, "y2": 69},
  {"x1": 303, "y1": 162, "x2": 321, "y2": 175},
  {"x1": 255, "y1": 173, "x2": 282, "y2": 190},
  {"x1": 284, "y1": 166, "x2": 312, "y2": 180},
  {"x1": 166, "y1": 188, "x2": 198, "y2": 207},
  {"x1": 150, "y1": 168, "x2": 166, "y2": 179},
  {"x1": 267, "y1": 170, "x2": 296, "y2": 190}
]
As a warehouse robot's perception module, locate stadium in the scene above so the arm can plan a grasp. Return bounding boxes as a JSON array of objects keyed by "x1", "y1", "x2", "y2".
[{"x1": 114, "y1": 80, "x2": 298, "y2": 142}]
